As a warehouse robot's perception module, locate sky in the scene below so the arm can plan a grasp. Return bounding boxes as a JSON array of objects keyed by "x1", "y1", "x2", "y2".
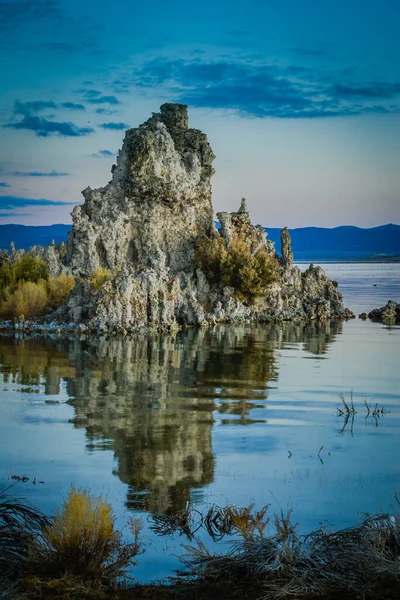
[{"x1": 0, "y1": 0, "x2": 399, "y2": 228}]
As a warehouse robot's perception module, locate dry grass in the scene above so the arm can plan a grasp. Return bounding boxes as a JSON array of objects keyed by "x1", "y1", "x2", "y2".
[
  {"x1": 0, "y1": 281, "x2": 48, "y2": 318},
  {"x1": 179, "y1": 509, "x2": 400, "y2": 600},
  {"x1": 90, "y1": 267, "x2": 112, "y2": 291},
  {"x1": 27, "y1": 485, "x2": 142, "y2": 584},
  {"x1": 47, "y1": 274, "x2": 75, "y2": 308},
  {"x1": 0, "y1": 486, "x2": 48, "y2": 587}
]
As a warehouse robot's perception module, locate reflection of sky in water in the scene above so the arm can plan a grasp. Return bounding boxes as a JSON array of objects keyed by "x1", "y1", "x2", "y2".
[{"x1": 0, "y1": 263, "x2": 399, "y2": 582}]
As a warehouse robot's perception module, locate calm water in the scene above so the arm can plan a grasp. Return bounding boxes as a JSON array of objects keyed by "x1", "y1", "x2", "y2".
[{"x1": 0, "y1": 263, "x2": 399, "y2": 581}]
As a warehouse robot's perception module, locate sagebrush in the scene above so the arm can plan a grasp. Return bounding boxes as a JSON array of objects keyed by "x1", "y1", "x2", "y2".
[
  {"x1": 27, "y1": 485, "x2": 142, "y2": 583},
  {"x1": 196, "y1": 234, "x2": 277, "y2": 301}
]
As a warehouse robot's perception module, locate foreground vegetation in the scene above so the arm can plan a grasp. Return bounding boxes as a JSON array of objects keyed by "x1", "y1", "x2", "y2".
[
  {"x1": 1, "y1": 485, "x2": 399, "y2": 599},
  {"x1": 0, "y1": 255, "x2": 74, "y2": 319}
]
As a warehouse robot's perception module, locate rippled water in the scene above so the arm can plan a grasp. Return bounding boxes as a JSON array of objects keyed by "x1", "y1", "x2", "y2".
[{"x1": 0, "y1": 263, "x2": 399, "y2": 581}]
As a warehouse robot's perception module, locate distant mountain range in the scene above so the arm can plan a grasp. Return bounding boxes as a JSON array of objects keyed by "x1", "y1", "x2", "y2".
[
  {"x1": 1, "y1": 223, "x2": 399, "y2": 261},
  {"x1": 265, "y1": 223, "x2": 400, "y2": 261}
]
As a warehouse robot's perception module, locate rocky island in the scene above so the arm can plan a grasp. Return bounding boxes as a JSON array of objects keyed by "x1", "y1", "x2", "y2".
[{"x1": 0, "y1": 103, "x2": 354, "y2": 333}]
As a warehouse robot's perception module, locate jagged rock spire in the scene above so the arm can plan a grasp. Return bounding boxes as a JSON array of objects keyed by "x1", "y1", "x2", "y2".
[{"x1": 280, "y1": 226, "x2": 293, "y2": 268}]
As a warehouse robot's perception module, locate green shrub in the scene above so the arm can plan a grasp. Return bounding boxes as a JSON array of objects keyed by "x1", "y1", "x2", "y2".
[
  {"x1": 196, "y1": 234, "x2": 277, "y2": 301},
  {"x1": 0, "y1": 255, "x2": 75, "y2": 318},
  {"x1": 47, "y1": 274, "x2": 75, "y2": 309},
  {"x1": 0, "y1": 281, "x2": 48, "y2": 319},
  {"x1": 28, "y1": 486, "x2": 142, "y2": 584},
  {"x1": 13, "y1": 254, "x2": 48, "y2": 285}
]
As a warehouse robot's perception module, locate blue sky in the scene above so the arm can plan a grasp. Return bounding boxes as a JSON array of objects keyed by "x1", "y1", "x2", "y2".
[{"x1": 0, "y1": 0, "x2": 399, "y2": 227}]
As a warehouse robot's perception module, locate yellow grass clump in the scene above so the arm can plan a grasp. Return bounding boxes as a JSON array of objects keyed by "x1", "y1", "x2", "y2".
[
  {"x1": 46, "y1": 274, "x2": 75, "y2": 308},
  {"x1": 0, "y1": 281, "x2": 48, "y2": 319},
  {"x1": 90, "y1": 267, "x2": 112, "y2": 291},
  {"x1": 28, "y1": 485, "x2": 142, "y2": 583}
]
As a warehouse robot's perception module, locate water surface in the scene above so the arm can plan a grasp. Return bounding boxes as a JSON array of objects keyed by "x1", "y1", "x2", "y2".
[{"x1": 0, "y1": 263, "x2": 399, "y2": 581}]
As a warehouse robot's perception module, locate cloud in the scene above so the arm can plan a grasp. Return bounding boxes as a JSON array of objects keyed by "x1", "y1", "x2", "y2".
[
  {"x1": 13, "y1": 99, "x2": 85, "y2": 115},
  {"x1": 0, "y1": 212, "x2": 32, "y2": 218},
  {"x1": 78, "y1": 89, "x2": 102, "y2": 98},
  {"x1": 133, "y1": 57, "x2": 400, "y2": 119},
  {"x1": 10, "y1": 170, "x2": 69, "y2": 177},
  {"x1": 100, "y1": 122, "x2": 129, "y2": 130},
  {"x1": 0, "y1": 1, "x2": 63, "y2": 32},
  {"x1": 0, "y1": 196, "x2": 76, "y2": 209},
  {"x1": 331, "y1": 82, "x2": 400, "y2": 99},
  {"x1": 14, "y1": 100, "x2": 57, "y2": 116},
  {"x1": 91, "y1": 150, "x2": 115, "y2": 158},
  {"x1": 3, "y1": 115, "x2": 94, "y2": 137},
  {"x1": 91, "y1": 149, "x2": 115, "y2": 158},
  {"x1": 0, "y1": 182, "x2": 10, "y2": 188},
  {"x1": 61, "y1": 102, "x2": 86, "y2": 110},
  {"x1": 95, "y1": 108, "x2": 119, "y2": 115},
  {"x1": 87, "y1": 95, "x2": 120, "y2": 105}
]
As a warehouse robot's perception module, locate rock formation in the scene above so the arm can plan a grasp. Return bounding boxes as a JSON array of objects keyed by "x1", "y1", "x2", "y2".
[
  {"x1": 368, "y1": 301, "x2": 400, "y2": 324},
  {"x1": 0, "y1": 103, "x2": 354, "y2": 332},
  {"x1": 67, "y1": 103, "x2": 215, "y2": 277},
  {"x1": 280, "y1": 227, "x2": 293, "y2": 268},
  {"x1": 62, "y1": 103, "x2": 354, "y2": 331}
]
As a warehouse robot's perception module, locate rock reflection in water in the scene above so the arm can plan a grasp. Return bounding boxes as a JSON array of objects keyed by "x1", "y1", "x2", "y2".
[{"x1": 0, "y1": 321, "x2": 342, "y2": 513}]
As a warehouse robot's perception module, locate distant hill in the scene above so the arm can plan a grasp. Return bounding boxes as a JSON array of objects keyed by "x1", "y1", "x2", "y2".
[
  {"x1": 265, "y1": 224, "x2": 400, "y2": 261},
  {"x1": 0, "y1": 224, "x2": 71, "y2": 250},
  {"x1": 0, "y1": 222, "x2": 399, "y2": 261}
]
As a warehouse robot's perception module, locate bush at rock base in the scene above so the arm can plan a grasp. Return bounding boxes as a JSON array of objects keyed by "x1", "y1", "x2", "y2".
[
  {"x1": 0, "y1": 255, "x2": 48, "y2": 293},
  {"x1": 27, "y1": 485, "x2": 142, "y2": 585},
  {"x1": 0, "y1": 255, "x2": 75, "y2": 318},
  {"x1": 0, "y1": 281, "x2": 48, "y2": 318},
  {"x1": 47, "y1": 274, "x2": 75, "y2": 309},
  {"x1": 196, "y1": 234, "x2": 277, "y2": 301}
]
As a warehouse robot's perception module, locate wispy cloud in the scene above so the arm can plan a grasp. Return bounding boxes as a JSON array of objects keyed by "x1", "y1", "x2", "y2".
[
  {"x1": 0, "y1": 182, "x2": 10, "y2": 188},
  {"x1": 13, "y1": 99, "x2": 86, "y2": 115},
  {"x1": 0, "y1": 0, "x2": 63, "y2": 33},
  {"x1": 61, "y1": 102, "x2": 85, "y2": 110},
  {"x1": 10, "y1": 170, "x2": 69, "y2": 177},
  {"x1": 331, "y1": 82, "x2": 400, "y2": 99},
  {"x1": 78, "y1": 89, "x2": 102, "y2": 98},
  {"x1": 95, "y1": 108, "x2": 119, "y2": 115},
  {"x1": 3, "y1": 115, "x2": 94, "y2": 137},
  {"x1": 87, "y1": 95, "x2": 120, "y2": 105},
  {"x1": 100, "y1": 122, "x2": 129, "y2": 130},
  {"x1": 90, "y1": 149, "x2": 115, "y2": 158},
  {"x1": 0, "y1": 212, "x2": 32, "y2": 218},
  {"x1": 133, "y1": 57, "x2": 400, "y2": 118},
  {"x1": 14, "y1": 100, "x2": 57, "y2": 116},
  {"x1": 0, "y1": 195, "x2": 76, "y2": 209}
]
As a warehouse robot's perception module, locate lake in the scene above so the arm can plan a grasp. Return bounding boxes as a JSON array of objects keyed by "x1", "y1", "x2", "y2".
[{"x1": 0, "y1": 262, "x2": 399, "y2": 581}]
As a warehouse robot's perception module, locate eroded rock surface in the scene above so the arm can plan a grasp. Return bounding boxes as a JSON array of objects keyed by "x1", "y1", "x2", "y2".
[
  {"x1": 368, "y1": 301, "x2": 400, "y2": 324},
  {"x1": 62, "y1": 103, "x2": 354, "y2": 331},
  {"x1": 1, "y1": 103, "x2": 354, "y2": 332},
  {"x1": 67, "y1": 103, "x2": 215, "y2": 277}
]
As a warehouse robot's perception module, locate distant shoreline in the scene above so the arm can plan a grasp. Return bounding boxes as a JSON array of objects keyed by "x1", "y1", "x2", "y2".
[{"x1": 295, "y1": 255, "x2": 400, "y2": 264}]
